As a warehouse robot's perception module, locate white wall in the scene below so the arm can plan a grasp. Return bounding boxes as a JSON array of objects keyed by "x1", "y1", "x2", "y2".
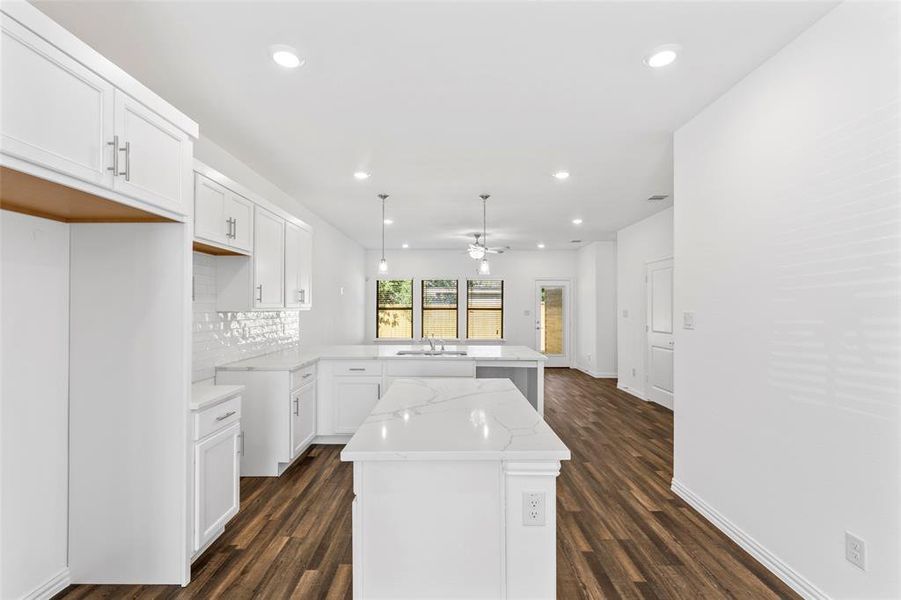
[
  {"x1": 193, "y1": 137, "x2": 366, "y2": 350},
  {"x1": 364, "y1": 249, "x2": 577, "y2": 351},
  {"x1": 616, "y1": 207, "x2": 674, "y2": 398},
  {"x1": 673, "y1": 3, "x2": 899, "y2": 598},
  {"x1": 575, "y1": 242, "x2": 617, "y2": 377},
  {"x1": 1, "y1": 211, "x2": 70, "y2": 599}
]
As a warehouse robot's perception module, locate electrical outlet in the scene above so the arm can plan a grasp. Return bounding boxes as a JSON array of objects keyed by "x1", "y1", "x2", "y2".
[
  {"x1": 632, "y1": 368, "x2": 636, "y2": 377},
  {"x1": 622, "y1": 309, "x2": 629, "y2": 318},
  {"x1": 523, "y1": 492, "x2": 546, "y2": 526},
  {"x1": 845, "y1": 532, "x2": 866, "y2": 570},
  {"x1": 683, "y1": 311, "x2": 695, "y2": 330}
]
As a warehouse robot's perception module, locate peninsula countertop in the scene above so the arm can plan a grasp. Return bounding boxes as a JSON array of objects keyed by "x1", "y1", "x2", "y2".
[
  {"x1": 216, "y1": 344, "x2": 547, "y2": 372},
  {"x1": 340, "y1": 378, "x2": 570, "y2": 462}
]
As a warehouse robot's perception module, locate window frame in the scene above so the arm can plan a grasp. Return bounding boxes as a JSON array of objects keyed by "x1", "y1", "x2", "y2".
[
  {"x1": 421, "y1": 279, "x2": 459, "y2": 339},
  {"x1": 466, "y1": 279, "x2": 504, "y2": 339},
  {"x1": 376, "y1": 279, "x2": 414, "y2": 339}
]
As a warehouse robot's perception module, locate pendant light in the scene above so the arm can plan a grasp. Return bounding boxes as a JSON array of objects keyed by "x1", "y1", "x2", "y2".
[
  {"x1": 478, "y1": 194, "x2": 490, "y2": 275},
  {"x1": 378, "y1": 194, "x2": 389, "y2": 273}
]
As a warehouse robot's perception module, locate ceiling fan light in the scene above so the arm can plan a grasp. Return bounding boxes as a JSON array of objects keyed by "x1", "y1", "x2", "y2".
[
  {"x1": 479, "y1": 258, "x2": 490, "y2": 275},
  {"x1": 468, "y1": 246, "x2": 486, "y2": 260}
]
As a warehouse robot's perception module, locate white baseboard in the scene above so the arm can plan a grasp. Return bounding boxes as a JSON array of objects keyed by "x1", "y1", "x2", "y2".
[
  {"x1": 572, "y1": 366, "x2": 617, "y2": 379},
  {"x1": 24, "y1": 568, "x2": 70, "y2": 600},
  {"x1": 313, "y1": 434, "x2": 352, "y2": 445},
  {"x1": 671, "y1": 479, "x2": 828, "y2": 600},
  {"x1": 617, "y1": 382, "x2": 646, "y2": 400}
]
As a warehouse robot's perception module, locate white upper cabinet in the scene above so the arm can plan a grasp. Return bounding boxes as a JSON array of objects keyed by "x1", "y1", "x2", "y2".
[
  {"x1": 194, "y1": 174, "x2": 254, "y2": 254},
  {"x1": 1, "y1": 16, "x2": 114, "y2": 188},
  {"x1": 194, "y1": 175, "x2": 229, "y2": 245},
  {"x1": 285, "y1": 221, "x2": 313, "y2": 310},
  {"x1": 111, "y1": 91, "x2": 192, "y2": 215},
  {"x1": 0, "y1": 3, "x2": 197, "y2": 219},
  {"x1": 225, "y1": 193, "x2": 254, "y2": 253},
  {"x1": 253, "y1": 206, "x2": 285, "y2": 309}
]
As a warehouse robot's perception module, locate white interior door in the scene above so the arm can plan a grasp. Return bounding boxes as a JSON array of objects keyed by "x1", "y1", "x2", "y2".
[
  {"x1": 535, "y1": 280, "x2": 570, "y2": 368},
  {"x1": 646, "y1": 259, "x2": 674, "y2": 409}
]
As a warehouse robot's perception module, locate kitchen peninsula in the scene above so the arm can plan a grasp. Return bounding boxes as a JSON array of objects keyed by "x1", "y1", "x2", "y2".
[
  {"x1": 341, "y1": 377, "x2": 570, "y2": 599},
  {"x1": 215, "y1": 344, "x2": 547, "y2": 476}
]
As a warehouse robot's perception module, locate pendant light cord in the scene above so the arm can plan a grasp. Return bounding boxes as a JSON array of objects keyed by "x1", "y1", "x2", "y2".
[{"x1": 382, "y1": 196, "x2": 386, "y2": 261}]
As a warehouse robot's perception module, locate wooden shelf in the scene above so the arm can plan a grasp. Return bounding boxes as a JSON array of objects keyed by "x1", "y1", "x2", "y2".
[
  {"x1": 192, "y1": 240, "x2": 248, "y2": 256},
  {"x1": 0, "y1": 166, "x2": 172, "y2": 223}
]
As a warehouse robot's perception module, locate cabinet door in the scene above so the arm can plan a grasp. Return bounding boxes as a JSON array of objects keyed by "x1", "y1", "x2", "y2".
[
  {"x1": 1, "y1": 17, "x2": 114, "y2": 187},
  {"x1": 194, "y1": 174, "x2": 228, "y2": 245},
  {"x1": 253, "y1": 207, "x2": 285, "y2": 309},
  {"x1": 226, "y1": 192, "x2": 254, "y2": 253},
  {"x1": 113, "y1": 90, "x2": 191, "y2": 215},
  {"x1": 290, "y1": 383, "x2": 317, "y2": 457},
  {"x1": 284, "y1": 221, "x2": 302, "y2": 308},
  {"x1": 334, "y1": 377, "x2": 382, "y2": 434},
  {"x1": 298, "y1": 226, "x2": 313, "y2": 310},
  {"x1": 194, "y1": 422, "x2": 240, "y2": 552}
]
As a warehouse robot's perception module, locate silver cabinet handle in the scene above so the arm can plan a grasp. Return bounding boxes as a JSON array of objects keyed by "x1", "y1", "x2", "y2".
[
  {"x1": 231, "y1": 218, "x2": 237, "y2": 239},
  {"x1": 349, "y1": 368, "x2": 365, "y2": 372},
  {"x1": 293, "y1": 397, "x2": 299, "y2": 416},
  {"x1": 107, "y1": 135, "x2": 119, "y2": 174},
  {"x1": 377, "y1": 384, "x2": 381, "y2": 399},
  {"x1": 225, "y1": 217, "x2": 232, "y2": 238},
  {"x1": 118, "y1": 140, "x2": 130, "y2": 181},
  {"x1": 302, "y1": 373, "x2": 312, "y2": 379},
  {"x1": 237, "y1": 431, "x2": 244, "y2": 455},
  {"x1": 300, "y1": 289, "x2": 305, "y2": 304},
  {"x1": 216, "y1": 410, "x2": 236, "y2": 421},
  {"x1": 256, "y1": 284, "x2": 263, "y2": 303}
]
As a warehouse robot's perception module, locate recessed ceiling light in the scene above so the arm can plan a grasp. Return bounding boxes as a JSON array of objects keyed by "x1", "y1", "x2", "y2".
[
  {"x1": 402, "y1": 243, "x2": 409, "y2": 249},
  {"x1": 537, "y1": 243, "x2": 545, "y2": 249},
  {"x1": 644, "y1": 44, "x2": 680, "y2": 68},
  {"x1": 553, "y1": 171, "x2": 570, "y2": 180},
  {"x1": 353, "y1": 171, "x2": 370, "y2": 180},
  {"x1": 572, "y1": 218, "x2": 583, "y2": 225},
  {"x1": 384, "y1": 218, "x2": 393, "y2": 225},
  {"x1": 271, "y1": 45, "x2": 303, "y2": 69}
]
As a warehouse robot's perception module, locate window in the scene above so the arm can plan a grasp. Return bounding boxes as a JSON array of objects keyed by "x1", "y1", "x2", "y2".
[
  {"x1": 377, "y1": 280, "x2": 413, "y2": 338},
  {"x1": 422, "y1": 280, "x2": 458, "y2": 338},
  {"x1": 467, "y1": 280, "x2": 503, "y2": 339}
]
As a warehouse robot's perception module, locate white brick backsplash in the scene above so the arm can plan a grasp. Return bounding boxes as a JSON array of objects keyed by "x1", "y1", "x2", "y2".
[{"x1": 192, "y1": 252, "x2": 299, "y2": 381}]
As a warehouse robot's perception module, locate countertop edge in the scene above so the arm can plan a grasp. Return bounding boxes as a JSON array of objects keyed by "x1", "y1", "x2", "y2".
[{"x1": 190, "y1": 383, "x2": 245, "y2": 411}]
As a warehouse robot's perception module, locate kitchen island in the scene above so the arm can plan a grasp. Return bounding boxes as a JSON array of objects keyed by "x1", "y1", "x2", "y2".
[{"x1": 341, "y1": 377, "x2": 570, "y2": 599}]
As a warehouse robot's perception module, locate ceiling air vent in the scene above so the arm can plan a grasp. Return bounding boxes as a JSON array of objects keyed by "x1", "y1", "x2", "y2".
[{"x1": 647, "y1": 194, "x2": 668, "y2": 201}]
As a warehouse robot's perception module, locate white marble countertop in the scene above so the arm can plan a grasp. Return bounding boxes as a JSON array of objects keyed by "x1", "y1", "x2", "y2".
[
  {"x1": 216, "y1": 344, "x2": 547, "y2": 372},
  {"x1": 340, "y1": 378, "x2": 570, "y2": 462},
  {"x1": 190, "y1": 381, "x2": 245, "y2": 411}
]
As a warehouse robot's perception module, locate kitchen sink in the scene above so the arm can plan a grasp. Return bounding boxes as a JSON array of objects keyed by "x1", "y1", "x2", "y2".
[{"x1": 395, "y1": 350, "x2": 468, "y2": 356}]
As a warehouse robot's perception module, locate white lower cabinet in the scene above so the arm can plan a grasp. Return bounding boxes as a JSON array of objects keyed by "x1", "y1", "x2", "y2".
[
  {"x1": 193, "y1": 419, "x2": 241, "y2": 554},
  {"x1": 291, "y1": 381, "x2": 317, "y2": 457},
  {"x1": 334, "y1": 377, "x2": 382, "y2": 434}
]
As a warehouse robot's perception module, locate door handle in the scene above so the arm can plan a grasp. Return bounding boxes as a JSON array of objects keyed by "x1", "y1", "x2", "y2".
[
  {"x1": 118, "y1": 141, "x2": 130, "y2": 180},
  {"x1": 107, "y1": 135, "x2": 119, "y2": 174}
]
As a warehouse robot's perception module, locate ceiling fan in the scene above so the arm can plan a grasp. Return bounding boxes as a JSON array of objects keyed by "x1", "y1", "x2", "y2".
[{"x1": 466, "y1": 194, "x2": 508, "y2": 261}]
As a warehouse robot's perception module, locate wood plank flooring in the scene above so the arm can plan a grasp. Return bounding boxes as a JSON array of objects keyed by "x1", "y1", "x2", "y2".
[{"x1": 55, "y1": 369, "x2": 798, "y2": 599}]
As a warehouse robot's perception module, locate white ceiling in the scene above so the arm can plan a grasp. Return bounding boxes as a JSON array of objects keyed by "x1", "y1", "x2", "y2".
[{"x1": 34, "y1": 0, "x2": 836, "y2": 250}]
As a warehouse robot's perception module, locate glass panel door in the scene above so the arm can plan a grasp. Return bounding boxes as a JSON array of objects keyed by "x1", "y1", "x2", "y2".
[{"x1": 535, "y1": 280, "x2": 570, "y2": 367}]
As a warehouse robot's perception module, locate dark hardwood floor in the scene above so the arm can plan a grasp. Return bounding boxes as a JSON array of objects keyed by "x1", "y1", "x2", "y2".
[{"x1": 56, "y1": 369, "x2": 798, "y2": 599}]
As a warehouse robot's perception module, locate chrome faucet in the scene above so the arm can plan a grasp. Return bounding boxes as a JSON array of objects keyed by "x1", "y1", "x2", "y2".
[{"x1": 427, "y1": 337, "x2": 436, "y2": 351}]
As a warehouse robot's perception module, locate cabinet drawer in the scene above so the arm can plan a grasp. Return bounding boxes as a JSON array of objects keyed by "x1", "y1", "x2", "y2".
[
  {"x1": 334, "y1": 361, "x2": 381, "y2": 376},
  {"x1": 194, "y1": 395, "x2": 241, "y2": 441},
  {"x1": 291, "y1": 364, "x2": 316, "y2": 389},
  {"x1": 384, "y1": 360, "x2": 474, "y2": 378}
]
